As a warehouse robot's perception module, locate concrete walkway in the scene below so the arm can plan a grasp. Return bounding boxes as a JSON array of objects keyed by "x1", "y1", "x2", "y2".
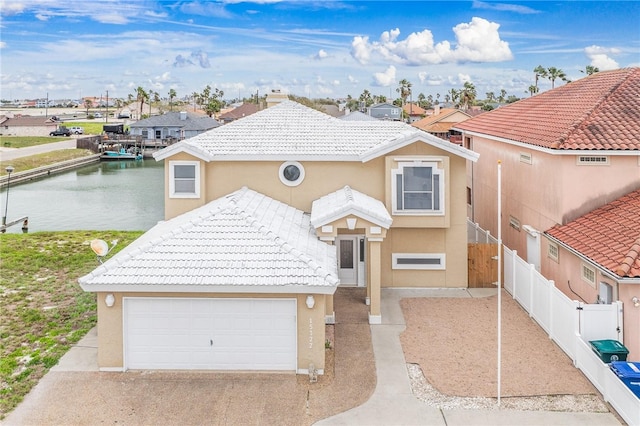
[{"x1": 316, "y1": 288, "x2": 621, "y2": 426}]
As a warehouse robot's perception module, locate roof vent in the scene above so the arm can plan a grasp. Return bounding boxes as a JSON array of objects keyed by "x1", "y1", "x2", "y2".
[{"x1": 179, "y1": 111, "x2": 187, "y2": 121}]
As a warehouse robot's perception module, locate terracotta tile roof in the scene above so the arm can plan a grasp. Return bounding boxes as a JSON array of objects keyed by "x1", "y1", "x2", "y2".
[
  {"x1": 455, "y1": 68, "x2": 640, "y2": 150},
  {"x1": 403, "y1": 103, "x2": 427, "y2": 115},
  {"x1": 545, "y1": 189, "x2": 640, "y2": 278}
]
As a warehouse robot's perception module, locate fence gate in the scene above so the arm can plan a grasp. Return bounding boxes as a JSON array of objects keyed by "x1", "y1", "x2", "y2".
[{"x1": 467, "y1": 243, "x2": 499, "y2": 288}]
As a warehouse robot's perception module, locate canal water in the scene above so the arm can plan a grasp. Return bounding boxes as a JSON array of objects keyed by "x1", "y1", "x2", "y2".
[{"x1": 0, "y1": 159, "x2": 165, "y2": 234}]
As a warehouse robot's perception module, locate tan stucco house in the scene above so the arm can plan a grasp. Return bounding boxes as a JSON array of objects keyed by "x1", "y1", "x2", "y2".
[
  {"x1": 79, "y1": 100, "x2": 479, "y2": 374},
  {"x1": 454, "y1": 67, "x2": 640, "y2": 360}
]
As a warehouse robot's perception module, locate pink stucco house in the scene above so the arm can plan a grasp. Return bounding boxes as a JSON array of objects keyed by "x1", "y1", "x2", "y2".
[{"x1": 455, "y1": 67, "x2": 640, "y2": 360}]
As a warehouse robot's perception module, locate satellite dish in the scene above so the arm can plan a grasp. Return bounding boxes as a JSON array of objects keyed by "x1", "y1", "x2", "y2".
[{"x1": 91, "y1": 239, "x2": 110, "y2": 257}]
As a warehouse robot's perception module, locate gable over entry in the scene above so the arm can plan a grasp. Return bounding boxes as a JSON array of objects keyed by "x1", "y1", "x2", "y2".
[{"x1": 311, "y1": 186, "x2": 392, "y2": 324}]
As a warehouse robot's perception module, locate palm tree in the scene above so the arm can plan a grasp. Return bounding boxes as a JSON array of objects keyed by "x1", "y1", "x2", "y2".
[
  {"x1": 498, "y1": 89, "x2": 507, "y2": 103},
  {"x1": 84, "y1": 99, "x2": 93, "y2": 116},
  {"x1": 459, "y1": 82, "x2": 476, "y2": 110},
  {"x1": 527, "y1": 85, "x2": 539, "y2": 97},
  {"x1": 168, "y1": 89, "x2": 177, "y2": 111},
  {"x1": 448, "y1": 88, "x2": 459, "y2": 107},
  {"x1": 359, "y1": 89, "x2": 373, "y2": 108},
  {"x1": 581, "y1": 65, "x2": 600, "y2": 76},
  {"x1": 547, "y1": 67, "x2": 568, "y2": 89},
  {"x1": 485, "y1": 92, "x2": 495, "y2": 103},
  {"x1": 534, "y1": 65, "x2": 547, "y2": 89},
  {"x1": 396, "y1": 79, "x2": 412, "y2": 120},
  {"x1": 135, "y1": 86, "x2": 148, "y2": 119}
]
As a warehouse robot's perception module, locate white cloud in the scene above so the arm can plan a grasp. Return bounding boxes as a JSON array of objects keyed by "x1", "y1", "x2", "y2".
[
  {"x1": 173, "y1": 50, "x2": 211, "y2": 68},
  {"x1": 94, "y1": 13, "x2": 130, "y2": 24},
  {"x1": 350, "y1": 18, "x2": 512, "y2": 66},
  {"x1": 584, "y1": 45, "x2": 620, "y2": 71},
  {"x1": 373, "y1": 65, "x2": 396, "y2": 86},
  {"x1": 348, "y1": 75, "x2": 358, "y2": 84},
  {"x1": 0, "y1": 41, "x2": 6, "y2": 49},
  {"x1": 314, "y1": 49, "x2": 328, "y2": 60}
]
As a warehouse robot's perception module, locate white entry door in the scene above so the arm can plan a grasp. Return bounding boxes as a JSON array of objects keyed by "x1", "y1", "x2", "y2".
[
  {"x1": 337, "y1": 235, "x2": 365, "y2": 286},
  {"x1": 124, "y1": 298, "x2": 297, "y2": 371}
]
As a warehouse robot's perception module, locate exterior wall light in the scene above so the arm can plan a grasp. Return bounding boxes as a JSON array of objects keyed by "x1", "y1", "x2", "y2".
[
  {"x1": 105, "y1": 293, "x2": 115, "y2": 307},
  {"x1": 632, "y1": 296, "x2": 639, "y2": 308},
  {"x1": 306, "y1": 295, "x2": 315, "y2": 309}
]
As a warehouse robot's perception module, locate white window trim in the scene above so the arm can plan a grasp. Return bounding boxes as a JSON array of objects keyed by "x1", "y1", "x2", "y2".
[
  {"x1": 169, "y1": 160, "x2": 200, "y2": 199},
  {"x1": 547, "y1": 242, "x2": 559, "y2": 262},
  {"x1": 391, "y1": 160, "x2": 444, "y2": 216},
  {"x1": 576, "y1": 155, "x2": 609, "y2": 165},
  {"x1": 392, "y1": 253, "x2": 446, "y2": 270},
  {"x1": 581, "y1": 264, "x2": 596, "y2": 287},
  {"x1": 279, "y1": 161, "x2": 305, "y2": 187}
]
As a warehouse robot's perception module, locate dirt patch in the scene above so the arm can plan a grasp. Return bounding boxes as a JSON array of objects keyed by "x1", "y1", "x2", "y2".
[{"x1": 399, "y1": 293, "x2": 599, "y2": 398}]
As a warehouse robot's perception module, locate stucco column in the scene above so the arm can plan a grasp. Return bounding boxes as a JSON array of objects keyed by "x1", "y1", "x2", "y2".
[
  {"x1": 325, "y1": 294, "x2": 335, "y2": 324},
  {"x1": 368, "y1": 239, "x2": 382, "y2": 324}
]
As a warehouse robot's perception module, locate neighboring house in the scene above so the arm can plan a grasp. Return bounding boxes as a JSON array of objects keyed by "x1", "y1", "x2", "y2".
[
  {"x1": 402, "y1": 102, "x2": 427, "y2": 123},
  {"x1": 367, "y1": 102, "x2": 401, "y2": 121},
  {"x1": 218, "y1": 103, "x2": 259, "y2": 123},
  {"x1": 79, "y1": 100, "x2": 479, "y2": 374},
  {"x1": 0, "y1": 115, "x2": 58, "y2": 136},
  {"x1": 454, "y1": 67, "x2": 640, "y2": 359},
  {"x1": 545, "y1": 189, "x2": 640, "y2": 361},
  {"x1": 129, "y1": 111, "x2": 220, "y2": 142},
  {"x1": 413, "y1": 106, "x2": 473, "y2": 144}
]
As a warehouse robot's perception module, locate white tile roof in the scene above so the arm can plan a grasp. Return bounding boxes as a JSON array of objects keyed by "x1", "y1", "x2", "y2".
[
  {"x1": 310, "y1": 186, "x2": 393, "y2": 229},
  {"x1": 79, "y1": 187, "x2": 339, "y2": 294},
  {"x1": 153, "y1": 101, "x2": 478, "y2": 163}
]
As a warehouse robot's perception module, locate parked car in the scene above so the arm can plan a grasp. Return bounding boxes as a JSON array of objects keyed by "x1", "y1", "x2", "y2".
[
  {"x1": 69, "y1": 126, "x2": 84, "y2": 135},
  {"x1": 94, "y1": 113, "x2": 102, "y2": 118},
  {"x1": 50, "y1": 126, "x2": 72, "y2": 137}
]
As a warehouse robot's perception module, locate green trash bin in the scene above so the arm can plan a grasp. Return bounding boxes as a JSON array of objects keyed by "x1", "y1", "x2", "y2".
[{"x1": 589, "y1": 339, "x2": 629, "y2": 363}]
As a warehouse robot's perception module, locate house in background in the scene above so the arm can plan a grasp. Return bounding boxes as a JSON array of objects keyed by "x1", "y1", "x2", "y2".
[
  {"x1": 218, "y1": 103, "x2": 259, "y2": 124},
  {"x1": 545, "y1": 189, "x2": 640, "y2": 360},
  {"x1": 413, "y1": 106, "x2": 473, "y2": 144},
  {"x1": 402, "y1": 102, "x2": 427, "y2": 123},
  {"x1": 128, "y1": 111, "x2": 220, "y2": 142},
  {"x1": 455, "y1": 67, "x2": 640, "y2": 359},
  {"x1": 367, "y1": 102, "x2": 401, "y2": 121},
  {"x1": 0, "y1": 114, "x2": 58, "y2": 136},
  {"x1": 79, "y1": 100, "x2": 478, "y2": 375}
]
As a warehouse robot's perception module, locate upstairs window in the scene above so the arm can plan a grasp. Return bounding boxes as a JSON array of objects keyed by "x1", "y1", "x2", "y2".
[
  {"x1": 392, "y1": 161, "x2": 444, "y2": 215},
  {"x1": 169, "y1": 160, "x2": 200, "y2": 198}
]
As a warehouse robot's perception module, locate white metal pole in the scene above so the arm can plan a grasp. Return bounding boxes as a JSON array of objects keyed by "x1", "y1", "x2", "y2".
[{"x1": 497, "y1": 160, "x2": 502, "y2": 406}]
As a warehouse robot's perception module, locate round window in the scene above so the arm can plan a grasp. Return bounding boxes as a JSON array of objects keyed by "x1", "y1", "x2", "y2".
[{"x1": 279, "y1": 161, "x2": 305, "y2": 187}]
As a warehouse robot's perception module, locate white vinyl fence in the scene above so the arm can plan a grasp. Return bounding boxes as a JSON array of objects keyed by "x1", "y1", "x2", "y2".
[{"x1": 468, "y1": 220, "x2": 638, "y2": 425}]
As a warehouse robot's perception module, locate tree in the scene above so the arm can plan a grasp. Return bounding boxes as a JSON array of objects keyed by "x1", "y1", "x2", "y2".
[
  {"x1": 396, "y1": 78, "x2": 412, "y2": 118},
  {"x1": 168, "y1": 89, "x2": 177, "y2": 111},
  {"x1": 581, "y1": 65, "x2": 600, "y2": 76},
  {"x1": 359, "y1": 89, "x2": 373, "y2": 108},
  {"x1": 134, "y1": 86, "x2": 148, "y2": 119},
  {"x1": 533, "y1": 65, "x2": 547, "y2": 89},
  {"x1": 547, "y1": 67, "x2": 568, "y2": 89},
  {"x1": 459, "y1": 81, "x2": 476, "y2": 110},
  {"x1": 199, "y1": 85, "x2": 224, "y2": 117},
  {"x1": 527, "y1": 85, "x2": 539, "y2": 97},
  {"x1": 84, "y1": 99, "x2": 93, "y2": 116},
  {"x1": 498, "y1": 89, "x2": 507, "y2": 103},
  {"x1": 448, "y1": 88, "x2": 459, "y2": 106},
  {"x1": 485, "y1": 92, "x2": 495, "y2": 103}
]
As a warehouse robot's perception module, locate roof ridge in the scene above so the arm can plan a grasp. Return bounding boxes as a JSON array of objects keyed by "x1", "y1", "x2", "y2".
[
  {"x1": 616, "y1": 235, "x2": 640, "y2": 276},
  {"x1": 557, "y1": 69, "x2": 634, "y2": 148},
  {"x1": 228, "y1": 192, "x2": 339, "y2": 286}
]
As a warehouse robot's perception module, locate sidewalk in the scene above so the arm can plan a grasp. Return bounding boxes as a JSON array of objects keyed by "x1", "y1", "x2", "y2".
[{"x1": 316, "y1": 288, "x2": 621, "y2": 426}]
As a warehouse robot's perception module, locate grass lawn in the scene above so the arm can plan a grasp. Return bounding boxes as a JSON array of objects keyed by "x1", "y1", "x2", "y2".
[
  {"x1": 0, "y1": 149, "x2": 95, "y2": 175},
  {"x1": 0, "y1": 136, "x2": 67, "y2": 149},
  {"x1": 0, "y1": 231, "x2": 142, "y2": 419}
]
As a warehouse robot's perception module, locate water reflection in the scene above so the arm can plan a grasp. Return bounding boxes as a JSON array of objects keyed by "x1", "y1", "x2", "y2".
[{"x1": 0, "y1": 159, "x2": 164, "y2": 234}]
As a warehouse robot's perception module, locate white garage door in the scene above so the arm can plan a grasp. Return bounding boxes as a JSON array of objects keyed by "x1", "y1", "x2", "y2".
[{"x1": 124, "y1": 298, "x2": 297, "y2": 371}]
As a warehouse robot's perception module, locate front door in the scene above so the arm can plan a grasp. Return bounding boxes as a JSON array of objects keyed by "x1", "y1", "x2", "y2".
[{"x1": 337, "y1": 235, "x2": 365, "y2": 286}]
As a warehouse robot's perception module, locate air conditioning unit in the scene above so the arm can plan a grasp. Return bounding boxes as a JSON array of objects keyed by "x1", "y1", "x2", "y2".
[{"x1": 598, "y1": 282, "x2": 613, "y2": 304}]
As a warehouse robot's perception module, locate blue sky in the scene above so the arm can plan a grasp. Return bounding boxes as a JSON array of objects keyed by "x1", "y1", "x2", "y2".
[{"x1": 1, "y1": 0, "x2": 639, "y2": 102}]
